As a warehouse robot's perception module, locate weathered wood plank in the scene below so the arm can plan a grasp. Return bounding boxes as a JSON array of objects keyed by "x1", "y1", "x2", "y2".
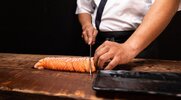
[
  {"x1": 0, "y1": 53, "x2": 99, "y2": 99},
  {"x1": 0, "y1": 66, "x2": 97, "y2": 99},
  {"x1": 0, "y1": 53, "x2": 181, "y2": 99}
]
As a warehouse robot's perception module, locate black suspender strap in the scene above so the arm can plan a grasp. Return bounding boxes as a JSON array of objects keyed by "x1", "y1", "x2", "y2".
[{"x1": 95, "y1": 0, "x2": 107, "y2": 31}]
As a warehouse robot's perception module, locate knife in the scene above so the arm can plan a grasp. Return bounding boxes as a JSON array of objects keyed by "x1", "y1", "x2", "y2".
[{"x1": 89, "y1": 44, "x2": 92, "y2": 76}]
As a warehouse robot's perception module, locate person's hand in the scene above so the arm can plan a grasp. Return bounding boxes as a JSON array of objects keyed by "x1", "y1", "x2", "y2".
[
  {"x1": 82, "y1": 24, "x2": 98, "y2": 45},
  {"x1": 93, "y1": 41, "x2": 138, "y2": 70}
]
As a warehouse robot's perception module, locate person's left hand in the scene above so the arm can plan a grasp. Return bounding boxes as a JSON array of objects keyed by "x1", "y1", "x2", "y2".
[{"x1": 93, "y1": 41, "x2": 137, "y2": 70}]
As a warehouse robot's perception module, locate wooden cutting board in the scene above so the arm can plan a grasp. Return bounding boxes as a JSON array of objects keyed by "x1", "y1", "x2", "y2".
[{"x1": 0, "y1": 53, "x2": 181, "y2": 100}]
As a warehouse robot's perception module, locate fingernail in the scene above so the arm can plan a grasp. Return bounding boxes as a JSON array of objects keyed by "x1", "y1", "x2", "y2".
[{"x1": 89, "y1": 41, "x2": 91, "y2": 45}]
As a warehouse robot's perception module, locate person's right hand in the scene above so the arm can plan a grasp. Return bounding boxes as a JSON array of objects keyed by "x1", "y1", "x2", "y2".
[{"x1": 82, "y1": 24, "x2": 98, "y2": 45}]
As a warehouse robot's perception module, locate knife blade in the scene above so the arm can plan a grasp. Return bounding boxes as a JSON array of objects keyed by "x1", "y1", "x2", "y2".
[{"x1": 89, "y1": 44, "x2": 92, "y2": 76}]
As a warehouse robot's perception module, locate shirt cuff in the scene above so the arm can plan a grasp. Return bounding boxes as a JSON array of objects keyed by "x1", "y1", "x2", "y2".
[{"x1": 75, "y1": 7, "x2": 93, "y2": 14}]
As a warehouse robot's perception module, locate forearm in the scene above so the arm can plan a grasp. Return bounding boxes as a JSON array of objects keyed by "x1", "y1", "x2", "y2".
[
  {"x1": 78, "y1": 13, "x2": 98, "y2": 45},
  {"x1": 78, "y1": 13, "x2": 93, "y2": 29},
  {"x1": 125, "y1": 0, "x2": 180, "y2": 56}
]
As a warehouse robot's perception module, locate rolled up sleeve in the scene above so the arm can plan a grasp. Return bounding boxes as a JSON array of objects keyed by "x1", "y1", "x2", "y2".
[
  {"x1": 75, "y1": 0, "x2": 95, "y2": 14},
  {"x1": 178, "y1": 0, "x2": 181, "y2": 11}
]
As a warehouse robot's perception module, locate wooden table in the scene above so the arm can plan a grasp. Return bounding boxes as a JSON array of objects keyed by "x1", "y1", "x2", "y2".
[{"x1": 0, "y1": 53, "x2": 181, "y2": 100}]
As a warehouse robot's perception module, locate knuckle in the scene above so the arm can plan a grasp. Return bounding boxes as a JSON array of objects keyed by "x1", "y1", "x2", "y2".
[
  {"x1": 108, "y1": 63, "x2": 114, "y2": 69},
  {"x1": 104, "y1": 41, "x2": 110, "y2": 45},
  {"x1": 99, "y1": 56, "x2": 105, "y2": 62},
  {"x1": 95, "y1": 29, "x2": 98, "y2": 33},
  {"x1": 104, "y1": 41, "x2": 109, "y2": 44},
  {"x1": 105, "y1": 46, "x2": 110, "y2": 51},
  {"x1": 82, "y1": 32, "x2": 86, "y2": 35},
  {"x1": 109, "y1": 62, "x2": 114, "y2": 67},
  {"x1": 94, "y1": 52, "x2": 100, "y2": 58}
]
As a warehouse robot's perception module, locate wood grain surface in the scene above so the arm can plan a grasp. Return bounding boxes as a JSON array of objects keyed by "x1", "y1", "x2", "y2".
[{"x1": 0, "y1": 53, "x2": 181, "y2": 100}]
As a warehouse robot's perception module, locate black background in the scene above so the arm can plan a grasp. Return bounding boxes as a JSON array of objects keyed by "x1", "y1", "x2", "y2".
[{"x1": 0, "y1": 0, "x2": 181, "y2": 60}]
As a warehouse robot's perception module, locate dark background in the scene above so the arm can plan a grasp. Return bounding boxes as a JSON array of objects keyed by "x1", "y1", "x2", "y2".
[{"x1": 0, "y1": 0, "x2": 181, "y2": 60}]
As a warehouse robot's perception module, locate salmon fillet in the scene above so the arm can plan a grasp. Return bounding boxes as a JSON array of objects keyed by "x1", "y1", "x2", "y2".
[{"x1": 34, "y1": 57, "x2": 96, "y2": 73}]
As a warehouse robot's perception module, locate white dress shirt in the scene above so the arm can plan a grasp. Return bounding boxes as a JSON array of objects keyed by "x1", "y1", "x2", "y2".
[{"x1": 76, "y1": 0, "x2": 181, "y2": 32}]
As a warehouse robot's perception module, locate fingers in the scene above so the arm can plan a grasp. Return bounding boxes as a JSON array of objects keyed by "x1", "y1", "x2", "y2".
[
  {"x1": 93, "y1": 42, "x2": 106, "y2": 66},
  {"x1": 91, "y1": 29, "x2": 98, "y2": 45},
  {"x1": 104, "y1": 57, "x2": 119, "y2": 70},
  {"x1": 94, "y1": 41, "x2": 114, "y2": 69},
  {"x1": 82, "y1": 31, "x2": 88, "y2": 44},
  {"x1": 97, "y1": 51, "x2": 112, "y2": 69},
  {"x1": 93, "y1": 41, "x2": 135, "y2": 70},
  {"x1": 87, "y1": 29, "x2": 97, "y2": 45},
  {"x1": 82, "y1": 26, "x2": 98, "y2": 45},
  {"x1": 94, "y1": 41, "x2": 125, "y2": 70},
  {"x1": 93, "y1": 44, "x2": 110, "y2": 69}
]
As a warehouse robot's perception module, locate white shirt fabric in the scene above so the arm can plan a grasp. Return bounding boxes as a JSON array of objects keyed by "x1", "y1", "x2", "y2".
[{"x1": 76, "y1": 0, "x2": 181, "y2": 32}]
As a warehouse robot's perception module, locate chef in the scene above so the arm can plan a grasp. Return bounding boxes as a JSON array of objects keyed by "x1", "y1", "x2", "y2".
[{"x1": 76, "y1": 0, "x2": 181, "y2": 70}]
